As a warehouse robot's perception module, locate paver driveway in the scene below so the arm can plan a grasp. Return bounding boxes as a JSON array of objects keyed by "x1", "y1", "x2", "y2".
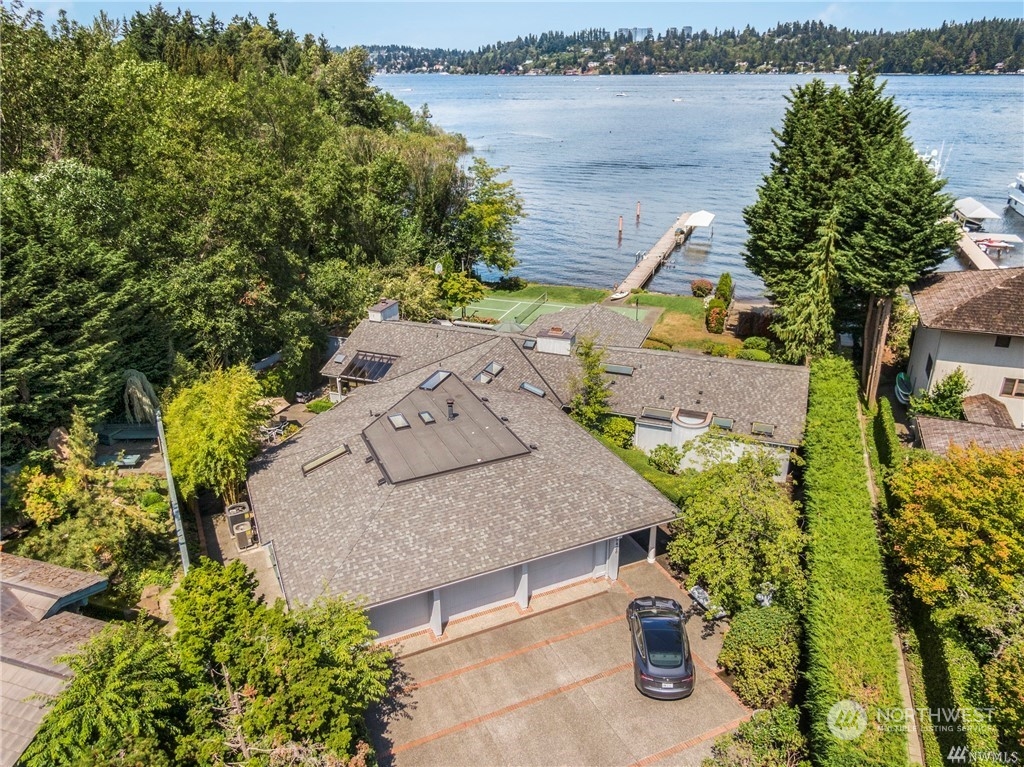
[{"x1": 370, "y1": 544, "x2": 750, "y2": 767}]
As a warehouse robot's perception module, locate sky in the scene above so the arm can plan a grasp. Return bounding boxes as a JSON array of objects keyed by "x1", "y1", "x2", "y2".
[{"x1": 39, "y1": 1, "x2": 1023, "y2": 50}]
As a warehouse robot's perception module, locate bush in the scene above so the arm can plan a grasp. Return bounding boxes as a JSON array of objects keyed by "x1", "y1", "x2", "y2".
[
  {"x1": 718, "y1": 607, "x2": 801, "y2": 708},
  {"x1": 735, "y1": 349, "x2": 771, "y2": 362},
  {"x1": 306, "y1": 399, "x2": 334, "y2": 414},
  {"x1": 602, "y1": 417, "x2": 635, "y2": 449},
  {"x1": 909, "y1": 366, "x2": 970, "y2": 420},
  {"x1": 873, "y1": 397, "x2": 902, "y2": 470},
  {"x1": 139, "y1": 491, "x2": 164, "y2": 508},
  {"x1": 803, "y1": 357, "x2": 906, "y2": 765},
  {"x1": 642, "y1": 338, "x2": 671, "y2": 351},
  {"x1": 495, "y1": 275, "x2": 528, "y2": 291},
  {"x1": 703, "y1": 707, "x2": 810, "y2": 767},
  {"x1": 705, "y1": 298, "x2": 727, "y2": 334},
  {"x1": 984, "y1": 639, "x2": 1024, "y2": 746},
  {"x1": 714, "y1": 272, "x2": 734, "y2": 304},
  {"x1": 648, "y1": 444, "x2": 682, "y2": 475},
  {"x1": 700, "y1": 340, "x2": 732, "y2": 357},
  {"x1": 742, "y1": 336, "x2": 769, "y2": 351},
  {"x1": 690, "y1": 278, "x2": 714, "y2": 298}
]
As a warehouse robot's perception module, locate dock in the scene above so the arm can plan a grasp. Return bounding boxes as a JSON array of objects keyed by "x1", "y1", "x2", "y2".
[
  {"x1": 955, "y1": 229, "x2": 998, "y2": 270},
  {"x1": 612, "y1": 211, "x2": 713, "y2": 297}
]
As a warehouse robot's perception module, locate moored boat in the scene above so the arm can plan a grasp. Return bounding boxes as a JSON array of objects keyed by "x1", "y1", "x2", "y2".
[{"x1": 1007, "y1": 171, "x2": 1024, "y2": 217}]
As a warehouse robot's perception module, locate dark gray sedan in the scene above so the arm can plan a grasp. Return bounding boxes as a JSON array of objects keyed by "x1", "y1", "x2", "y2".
[{"x1": 626, "y1": 596, "x2": 695, "y2": 700}]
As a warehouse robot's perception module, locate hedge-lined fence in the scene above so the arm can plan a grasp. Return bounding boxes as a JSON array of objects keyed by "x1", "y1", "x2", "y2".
[{"x1": 803, "y1": 357, "x2": 908, "y2": 766}]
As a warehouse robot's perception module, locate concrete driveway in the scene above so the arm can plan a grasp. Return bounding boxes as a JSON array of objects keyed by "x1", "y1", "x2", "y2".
[{"x1": 370, "y1": 538, "x2": 750, "y2": 767}]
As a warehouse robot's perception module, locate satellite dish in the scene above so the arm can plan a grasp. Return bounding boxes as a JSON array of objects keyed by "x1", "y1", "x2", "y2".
[{"x1": 434, "y1": 262, "x2": 444, "y2": 276}]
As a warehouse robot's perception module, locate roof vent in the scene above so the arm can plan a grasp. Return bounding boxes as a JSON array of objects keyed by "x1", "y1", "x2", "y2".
[
  {"x1": 377, "y1": 477, "x2": 387, "y2": 486},
  {"x1": 528, "y1": 443, "x2": 538, "y2": 450},
  {"x1": 447, "y1": 398, "x2": 455, "y2": 421}
]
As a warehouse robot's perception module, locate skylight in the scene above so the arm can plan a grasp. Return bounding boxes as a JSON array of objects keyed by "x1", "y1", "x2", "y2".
[
  {"x1": 419, "y1": 370, "x2": 452, "y2": 391},
  {"x1": 474, "y1": 372, "x2": 493, "y2": 384},
  {"x1": 388, "y1": 413, "x2": 410, "y2": 430},
  {"x1": 604, "y1": 363, "x2": 634, "y2": 376},
  {"x1": 640, "y1": 406, "x2": 674, "y2": 421},
  {"x1": 519, "y1": 382, "x2": 546, "y2": 397},
  {"x1": 522, "y1": 339, "x2": 537, "y2": 349},
  {"x1": 301, "y1": 444, "x2": 350, "y2": 476},
  {"x1": 333, "y1": 354, "x2": 346, "y2": 364},
  {"x1": 484, "y1": 361, "x2": 504, "y2": 376},
  {"x1": 751, "y1": 421, "x2": 775, "y2": 437},
  {"x1": 418, "y1": 411, "x2": 436, "y2": 425},
  {"x1": 712, "y1": 416, "x2": 734, "y2": 430}
]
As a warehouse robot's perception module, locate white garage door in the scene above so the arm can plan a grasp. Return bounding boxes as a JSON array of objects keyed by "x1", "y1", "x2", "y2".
[
  {"x1": 368, "y1": 593, "x2": 432, "y2": 640},
  {"x1": 441, "y1": 568, "x2": 516, "y2": 622},
  {"x1": 530, "y1": 544, "x2": 601, "y2": 596}
]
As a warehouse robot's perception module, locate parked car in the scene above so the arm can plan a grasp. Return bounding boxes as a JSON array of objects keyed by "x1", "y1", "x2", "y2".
[{"x1": 626, "y1": 596, "x2": 695, "y2": 700}]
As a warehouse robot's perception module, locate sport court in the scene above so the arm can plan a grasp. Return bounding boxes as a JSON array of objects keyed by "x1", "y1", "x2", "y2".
[{"x1": 457, "y1": 293, "x2": 656, "y2": 326}]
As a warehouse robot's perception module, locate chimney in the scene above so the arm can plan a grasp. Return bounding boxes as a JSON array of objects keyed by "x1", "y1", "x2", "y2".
[
  {"x1": 368, "y1": 298, "x2": 400, "y2": 322},
  {"x1": 446, "y1": 398, "x2": 455, "y2": 421}
]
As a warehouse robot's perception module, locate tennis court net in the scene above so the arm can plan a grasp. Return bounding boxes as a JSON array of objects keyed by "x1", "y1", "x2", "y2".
[{"x1": 514, "y1": 292, "x2": 547, "y2": 325}]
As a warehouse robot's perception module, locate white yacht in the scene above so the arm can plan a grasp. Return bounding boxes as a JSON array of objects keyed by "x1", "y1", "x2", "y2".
[{"x1": 1007, "y1": 172, "x2": 1024, "y2": 217}]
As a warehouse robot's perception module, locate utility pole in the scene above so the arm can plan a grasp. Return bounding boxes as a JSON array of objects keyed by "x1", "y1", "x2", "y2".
[{"x1": 155, "y1": 409, "x2": 190, "y2": 574}]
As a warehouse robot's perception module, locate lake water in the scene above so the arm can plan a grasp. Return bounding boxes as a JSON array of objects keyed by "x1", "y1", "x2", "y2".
[{"x1": 381, "y1": 74, "x2": 1024, "y2": 299}]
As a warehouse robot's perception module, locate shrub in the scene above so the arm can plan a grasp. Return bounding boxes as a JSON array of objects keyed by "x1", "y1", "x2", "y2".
[
  {"x1": 886, "y1": 294, "x2": 917, "y2": 363},
  {"x1": 718, "y1": 607, "x2": 801, "y2": 708},
  {"x1": 306, "y1": 399, "x2": 334, "y2": 414},
  {"x1": 742, "y1": 336, "x2": 769, "y2": 351},
  {"x1": 703, "y1": 707, "x2": 810, "y2": 767},
  {"x1": 705, "y1": 298, "x2": 727, "y2": 334},
  {"x1": 984, "y1": 639, "x2": 1024, "y2": 746},
  {"x1": 700, "y1": 340, "x2": 732, "y2": 357},
  {"x1": 873, "y1": 397, "x2": 902, "y2": 470},
  {"x1": 909, "y1": 366, "x2": 970, "y2": 420},
  {"x1": 602, "y1": 417, "x2": 635, "y2": 449},
  {"x1": 642, "y1": 339, "x2": 671, "y2": 351},
  {"x1": 714, "y1": 272, "x2": 734, "y2": 304},
  {"x1": 735, "y1": 349, "x2": 771, "y2": 362},
  {"x1": 648, "y1": 444, "x2": 682, "y2": 474},
  {"x1": 690, "y1": 278, "x2": 713, "y2": 298},
  {"x1": 140, "y1": 491, "x2": 164, "y2": 508},
  {"x1": 803, "y1": 357, "x2": 906, "y2": 765},
  {"x1": 495, "y1": 275, "x2": 528, "y2": 291}
]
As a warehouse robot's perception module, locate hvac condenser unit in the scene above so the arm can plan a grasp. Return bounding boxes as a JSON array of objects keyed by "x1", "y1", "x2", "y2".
[{"x1": 226, "y1": 502, "x2": 258, "y2": 551}]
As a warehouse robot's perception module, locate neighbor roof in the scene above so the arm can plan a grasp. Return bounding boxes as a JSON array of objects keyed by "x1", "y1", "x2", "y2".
[
  {"x1": 1, "y1": 554, "x2": 108, "y2": 767},
  {"x1": 962, "y1": 394, "x2": 1017, "y2": 430},
  {"x1": 246, "y1": 366, "x2": 680, "y2": 610},
  {"x1": 916, "y1": 415, "x2": 1024, "y2": 457},
  {"x1": 911, "y1": 267, "x2": 1024, "y2": 337}
]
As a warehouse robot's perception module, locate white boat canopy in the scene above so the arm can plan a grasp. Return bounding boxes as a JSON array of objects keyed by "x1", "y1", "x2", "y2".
[
  {"x1": 955, "y1": 197, "x2": 1000, "y2": 221},
  {"x1": 687, "y1": 210, "x2": 716, "y2": 228}
]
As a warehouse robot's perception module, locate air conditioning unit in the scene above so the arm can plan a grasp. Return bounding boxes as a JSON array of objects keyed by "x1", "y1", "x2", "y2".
[{"x1": 226, "y1": 502, "x2": 258, "y2": 551}]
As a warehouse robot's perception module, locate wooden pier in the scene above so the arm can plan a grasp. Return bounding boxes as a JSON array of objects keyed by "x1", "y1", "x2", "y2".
[
  {"x1": 612, "y1": 211, "x2": 710, "y2": 297},
  {"x1": 954, "y1": 229, "x2": 997, "y2": 270}
]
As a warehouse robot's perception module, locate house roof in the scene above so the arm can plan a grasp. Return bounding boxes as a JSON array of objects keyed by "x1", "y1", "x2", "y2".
[
  {"x1": 524, "y1": 304, "x2": 651, "y2": 348},
  {"x1": 1, "y1": 554, "x2": 108, "y2": 767},
  {"x1": 916, "y1": 416, "x2": 1024, "y2": 457},
  {"x1": 962, "y1": 394, "x2": 1017, "y2": 430},
  {"x1": 911, "y1": 267, "x2": 1024, "y2": 337},
  {"x1": 246, "y1": 366, "x2": 681, "y2": 610}
]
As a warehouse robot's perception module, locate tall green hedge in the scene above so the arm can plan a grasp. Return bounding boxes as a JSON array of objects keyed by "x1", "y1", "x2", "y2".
[
  {"x1": 873, "y1": 397, "x2": 903, "y2": 470},
  {"x1": 804, "y1": 357, "x2": 908, "y2": 766}
]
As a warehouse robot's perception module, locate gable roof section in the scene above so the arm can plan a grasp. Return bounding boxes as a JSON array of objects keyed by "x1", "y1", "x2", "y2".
[
  {"x1": 916, "y1": 415, "x2": 1024, "y2": 457},
  {"x1": 1, "y1": 555, "x2": 108, "y2": 767},
  {"x1": 246, "y1": 366, "x2": 680, "y2": 610},
  {"x1": 962, "y1": 394, "x2": 1017, "y2": 429},
  {"x1": 911, "y1": 267, "x2": 1024, "y2": 337},
  {"x1": 525, "y1": 304, "x2": 651, "y2": 348}
]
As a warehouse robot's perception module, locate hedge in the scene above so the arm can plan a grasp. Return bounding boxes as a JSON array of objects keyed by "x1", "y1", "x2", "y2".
[
  {"x1": 873, "y1": 397, "x2": 902, "y2": 470},
  {"x1": 803, "y1": 357, "x2": 907, "y2": 766},
  {"x1": 718, "y1": 606, "x2": 801, "y2": 708}
]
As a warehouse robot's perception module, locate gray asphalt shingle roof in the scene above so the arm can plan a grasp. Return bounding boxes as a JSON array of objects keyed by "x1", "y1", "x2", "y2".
[{"x1": 247, "y1": 368, "x2": 681, "y2": 610}]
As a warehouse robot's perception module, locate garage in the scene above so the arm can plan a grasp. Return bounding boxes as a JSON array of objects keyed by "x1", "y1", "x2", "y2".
[
  {"x1": 529, "y1": 543, "x2": 605, "y2": 596},
  {"x1": 441, "y1": 568, "x2": 516, "y2": 623},
  {"x1": 369, "y1": 592, "x2": 432, "y2": 640}
]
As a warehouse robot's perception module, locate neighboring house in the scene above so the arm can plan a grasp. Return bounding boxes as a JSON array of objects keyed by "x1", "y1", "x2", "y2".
[
  {"x1": 245, "y1": 302, "x2": 809, "y2": 641},
  {"x1": 319, "y1": 302, "x2": 809, "y2": 477},
  {"x1": 907, "y1": 268, "x2": 1024, "y2": 429},
  {"x1": 915, "y1": 415, "x2": 1024, "y2": 457},
  {"x1": 1, "y1": 554, "x2": 108, "y2": 767}
]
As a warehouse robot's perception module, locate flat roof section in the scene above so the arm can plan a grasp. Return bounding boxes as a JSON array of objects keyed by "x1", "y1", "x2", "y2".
[{"x1": 363, "y1": 373, "x2": 532, "y2": 484}]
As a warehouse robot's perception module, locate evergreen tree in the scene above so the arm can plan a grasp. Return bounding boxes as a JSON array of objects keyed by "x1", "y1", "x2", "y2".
[{"x1": 568, "y1": 336, "x2": 611, "y2": 429}]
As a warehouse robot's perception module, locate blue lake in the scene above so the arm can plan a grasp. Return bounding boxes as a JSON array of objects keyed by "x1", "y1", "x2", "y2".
[{"x1": 381, "y1": 73, "x2": 1024, "y2": 299}]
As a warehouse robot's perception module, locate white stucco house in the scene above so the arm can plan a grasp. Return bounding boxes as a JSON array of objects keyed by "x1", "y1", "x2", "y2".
[{"x1": 907, "y1": 268, "x2": 1024, "y2": 429}]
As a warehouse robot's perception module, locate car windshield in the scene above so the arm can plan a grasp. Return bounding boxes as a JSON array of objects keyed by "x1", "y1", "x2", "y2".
[{"x1": 641, "y1": 615, "x2": 685, "y2": 668}]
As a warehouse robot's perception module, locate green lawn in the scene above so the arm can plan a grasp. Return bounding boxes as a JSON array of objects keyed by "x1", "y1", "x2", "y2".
[{"x1": 634, "y1": 292, "x2": 705, "y2": 318}]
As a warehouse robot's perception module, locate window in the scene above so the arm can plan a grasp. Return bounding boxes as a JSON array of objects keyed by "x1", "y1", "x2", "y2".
[
  {"x1": 603, "y1": 363, "x2": 635, "y2": 376},
  {"x1": 418, "y1": 411, "x2": 436, "y2": 424},
  {"x1": 925, "y1": 354, "x2": 933, "y2": 379},
  {"x1": 473, "y1": 372, "x2": 493, "y2": 384},
  {"x1": 419, "y1": 370, "x2": 451, "y2": 391},
  {"x1": 1000, "y1": 378, "x2": 1024, "y2": 398},
  {"x1": 640, "y1": 406, "x2": 673, "y2": 422},
  {"x1": 387, "y1": 413, "x2": 410, "y2": 430},
  {"x1": 995, "y1": 335, "x2": 1011, "y2": 348},
  {"x1": 301, "y1": 444, "x2": 350, "y2": 476},
  {"x1": 522, "y1": 339, "x2": 537, "y2": 349},
  {"x1": 519, "y1": 382, "x2": 546, "y2": 397},
  {"x1": 484, "y1": 361, "x2": 504, "y2": 376},
  {"x1": 751, "y1": 422, "x2": 775, "y2": 437},
  {"x1": 712, "y1": 416, "x2": 734, "y2": 430}
]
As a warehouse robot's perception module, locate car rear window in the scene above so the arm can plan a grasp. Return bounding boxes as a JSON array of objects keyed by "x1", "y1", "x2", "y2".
[{"x1": 641, "y1": 616, "x2": 685, "y2": 668}]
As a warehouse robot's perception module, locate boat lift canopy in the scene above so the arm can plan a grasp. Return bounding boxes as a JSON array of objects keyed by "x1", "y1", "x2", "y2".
[
  {"x1": 955, "y1": 197, "x2": 1000, "y2": 222},
  {"x1": 687, "y1": 210, "x2": 716, "y2": 228}
]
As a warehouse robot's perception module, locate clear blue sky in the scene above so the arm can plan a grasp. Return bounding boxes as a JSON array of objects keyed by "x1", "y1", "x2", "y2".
[{"x1": 41, "y1": 1, "x2": 1022, "y2": 49}]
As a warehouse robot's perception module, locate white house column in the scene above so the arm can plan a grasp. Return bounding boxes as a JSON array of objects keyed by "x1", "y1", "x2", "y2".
[
  {"x1": 607, "y1": 537, "x2": 621, "y2": 581},
  {"x1": 429, "y1": 589, "x2": 442, "y2": 637},
  {"x1": 515, "y1": 564, "x2": 529, "y2": 609},
  {"x1": 647, "y1": 525, "x2": 658, "y2": 564}
]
